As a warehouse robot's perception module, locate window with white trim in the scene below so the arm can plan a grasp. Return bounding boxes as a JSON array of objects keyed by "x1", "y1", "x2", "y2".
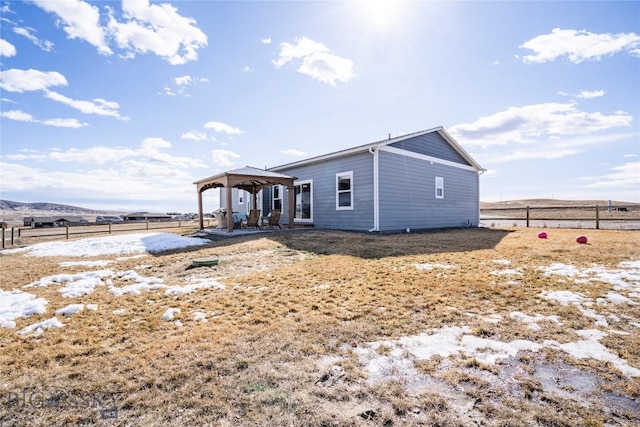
[
  {"x1": 435, "y1": 176, "x2": 444, "y2": 199},
  {"x1": 272, "y1": 185, "x2": 282, "y2": 210},
  {"x1": 336, "y1": 171, "x2": 353, "y2": 210}
]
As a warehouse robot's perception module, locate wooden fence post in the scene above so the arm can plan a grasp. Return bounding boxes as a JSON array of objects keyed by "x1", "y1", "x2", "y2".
[
  {"x1": 526, "y1": 206, "x2": 530, "y2": 228},
  {"x1": 146, "y1": 221, "x2": 149, "y2": 231},
  {"x1": 595, "y1": 205, "x2": 600, "y2": 230},
  {"x1": 66, "y1": 226, "x2": 69, "y2": 240},
  {"x1": 1, "y1": 228, "x2": 4, "y2": 249},
  {"x1": 11, "y1": 227, "x2": 15, "y2": 246},
  {"x1": 109, "y1": 223, "x2": 112, "y2": 234}
]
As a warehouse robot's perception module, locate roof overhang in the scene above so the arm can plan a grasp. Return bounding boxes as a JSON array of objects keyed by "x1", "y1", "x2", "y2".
[
  {"x1": 194, "y1": 166, "x2": 297, "y2": 193},
  {"x1": 269, "y1": 126, "x2": 484, "y2": 173}
]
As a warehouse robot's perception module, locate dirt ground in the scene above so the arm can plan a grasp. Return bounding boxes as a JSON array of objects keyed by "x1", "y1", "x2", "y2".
[{"x1": 1, "y1": 227, "x2": 639, "y2": 426}]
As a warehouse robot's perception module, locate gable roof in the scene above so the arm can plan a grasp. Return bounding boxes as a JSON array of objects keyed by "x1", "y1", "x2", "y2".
[{"x1": 269, "y1": 126, "x2": 484, "y2": 172}]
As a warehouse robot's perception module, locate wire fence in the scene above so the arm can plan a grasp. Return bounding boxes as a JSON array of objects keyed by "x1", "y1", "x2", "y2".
[
  {"x1": 480, "y1": 205, "x2": 640, "y2": 230},
  {"x1": 1, "y1": 219, "x2": 215, "y2": 249}
]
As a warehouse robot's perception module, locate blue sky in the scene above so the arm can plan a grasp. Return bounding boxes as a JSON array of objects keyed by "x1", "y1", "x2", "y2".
[{"x1": 1, "y1": 0, "x2": 638, "y2": 213}]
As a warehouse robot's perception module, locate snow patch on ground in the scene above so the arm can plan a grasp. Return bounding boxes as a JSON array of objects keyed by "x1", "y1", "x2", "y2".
[
  {"x1": 25, "y1": 270, "x2": 114, "y2": 298},
  {"x1": 55, "y1": 304, "x2": 84, "y2": 316},
  {"x1": 414, "y1": 263, "x2": 455, "y2": 271},
  {"x1": 510, "y1": 311, "x2": 561, "y2": 331},
  {"x1": 59, "y1": 260, "x2": 113, "y2": 267},
  {"x1": 5, "y1": 232, "x2": 209, "y2": 257},
  {"x1": 164, "y1": 276, "x2": 225, "y2": 296},
  {"x1": 162, "y1": 308, "x2": 181, "y2": 320},
  {"x1": 18, "y1": 317, "x2": 64, "y2": 336},
  {"x1": 0, "y1": 289, "x2": 48, "y2": 328}
]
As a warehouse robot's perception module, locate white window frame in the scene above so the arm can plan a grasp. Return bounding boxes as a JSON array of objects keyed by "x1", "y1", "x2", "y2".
[
  {"x1": 294, "y1": 179, "x2": 313, "y2": 223},
  {"x1": 435, "y1": 176, "x2": 444, "y2": 199},
  {"x1": 336, "y1": 171, "x2": 354, "y2": 210},
  {"x1": 272, "y1": 185, "x2": 282, "y2": 211}
]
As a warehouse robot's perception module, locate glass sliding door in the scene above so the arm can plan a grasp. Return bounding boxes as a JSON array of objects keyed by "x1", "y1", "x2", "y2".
[{"x1": 294, "y1": 180, "x2": 313, "y2": 222}]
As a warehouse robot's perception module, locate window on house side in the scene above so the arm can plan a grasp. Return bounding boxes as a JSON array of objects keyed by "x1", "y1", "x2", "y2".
[
  {"x1": 336, "y1": 171, "x2": 353, "y2": 210},
  {"x1": 435, "y1": 176, "x2": 444, "y2": 199},
  {"x1": 272, "y1": 185, "x2": 282, "y2": 210}
]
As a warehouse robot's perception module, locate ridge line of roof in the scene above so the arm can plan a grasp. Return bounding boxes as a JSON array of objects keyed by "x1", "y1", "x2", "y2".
[{"x1": 269, "y1": 127, "x2": 444, "y2": 171}]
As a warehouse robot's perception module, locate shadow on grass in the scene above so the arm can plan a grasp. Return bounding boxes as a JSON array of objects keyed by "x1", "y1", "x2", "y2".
[{"x1": 158, "y1": 227, "x2": 515, "y2": 260}]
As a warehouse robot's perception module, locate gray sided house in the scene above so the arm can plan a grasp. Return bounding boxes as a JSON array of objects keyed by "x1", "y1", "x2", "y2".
[{"x1": 222, "y1": 127, "x2": 484, "y2": 232}]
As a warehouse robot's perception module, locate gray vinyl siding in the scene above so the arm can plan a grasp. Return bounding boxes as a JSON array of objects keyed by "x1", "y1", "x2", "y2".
[
  {"x1": 276, "y1": 152, "x2": 375, "y2": 231},
  {"x1": 378, "y1": 150, "x2": 479, "y2": 230},
  {"x1": 219, "y1": 188, "x2": 251, "y2": 214},
  {"x1": 390, "y1": 132, "x2": 469, "y2": 165}
]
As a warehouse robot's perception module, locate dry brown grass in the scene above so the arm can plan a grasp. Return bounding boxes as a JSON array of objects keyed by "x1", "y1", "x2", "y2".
[{"x1": 1, "y1": 227, "x2": 639, "y2": 426}]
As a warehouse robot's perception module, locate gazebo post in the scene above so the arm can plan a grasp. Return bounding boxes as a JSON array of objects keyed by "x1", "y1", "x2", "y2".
[
  {"x1": 287, "y1": 184, "x2": 295, "y2": 229},
  {"x1": 226, "y1": 186, "x2": 233, "y2": 233},
  {"x1": 197, "y1": 189, "x2": 204, "y2": 230},
  {"x1": 251, "y1": 188, "x2": 258, "y2": 212}
]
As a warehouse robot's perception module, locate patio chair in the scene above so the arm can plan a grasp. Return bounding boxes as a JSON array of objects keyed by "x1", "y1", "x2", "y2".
[
  {"x1": 265, "y1": 210, "x2": 281, "y2": 229},
  {"x1": 241, "y1": 209, "x2": 261, "y2": 230}
]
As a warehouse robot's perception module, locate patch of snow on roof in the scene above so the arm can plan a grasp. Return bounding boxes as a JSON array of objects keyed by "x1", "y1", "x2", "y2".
[
  {"x1": 86, "y1": 304, "x2": 98, "y2": 311},
  {"x1": 55, "y1": 304, "x2": 84, "y2": 316},
  {"x1": 0, "y1": 289, "x2": 48, "y2": 328},
  {"x1": 6, "y1": 233, "x2": 209, "y2": 257},
  {"x1": 18, "y1": 317, "x2": 64, "y2": 336},
  {"x1": 162, "y1": 308, "x2": 181, "y2": 320},
  {"x1": 492, "y1": 259, "x2": 511, "y2": 265}
]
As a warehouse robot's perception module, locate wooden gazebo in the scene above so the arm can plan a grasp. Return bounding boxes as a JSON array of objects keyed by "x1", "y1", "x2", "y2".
[{"x1": 194, "y1": 166, "x2": 296, "y2": 232}]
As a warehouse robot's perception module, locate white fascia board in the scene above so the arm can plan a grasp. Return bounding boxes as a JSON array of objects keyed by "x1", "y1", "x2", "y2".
[{"x1": 379, "y1": 146, "x2": 478, "y2": 172}]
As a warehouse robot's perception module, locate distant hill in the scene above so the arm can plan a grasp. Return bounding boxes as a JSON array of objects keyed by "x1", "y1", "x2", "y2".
[{"x1": 0, "y1": 200, "x2": 102, "y2": 214}]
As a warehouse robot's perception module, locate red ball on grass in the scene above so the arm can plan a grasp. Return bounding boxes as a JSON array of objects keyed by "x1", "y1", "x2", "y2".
[
  {"x1": 576, "y1": 235, "x2": 588, "y2": 244},
  {"x1": 538, "y1": 232, "x2": 548, "y2": 239}
]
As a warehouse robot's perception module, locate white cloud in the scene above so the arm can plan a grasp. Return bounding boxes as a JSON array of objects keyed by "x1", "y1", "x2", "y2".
[
  {"x1": 0, "y1": 39, "x2": 16, "y2": 56},
  {"x1": 211, "y1": 149, "x2": 240, "y2": 167},
  {"x1": 261, "y1": 37, "x2": 271, "y2": 44},
  {"x1": 181, "y1": 131, "x2": 209, "y2": 141},
  {"x1": 162, "y1": 75, "x2": 208, "y2": 96},
  {"x1": 107, "y1": 0, "x2": 207, "y2": 65},
  {"x1": 41, "y1": 117, "x2": 89, "y2": 128},
  {"x1": 13, "y1": 26, "x2": 54, "y2": 51},
  {"x1": 520, "y1": 28, "x2": 640, "y2": 63},
  {"x1": 0, "y1": 160, "x2": 200, "y2": 204},
  {"x1": 32, "y1": 0, "x2": 112, "y2": 55},
  {"x1": 204, "y1": 121, "x2": 244, "y2": 134},
  {"x1": 577, "y1": 90, "x2": 605, "y2": 99},
  {"x1": 582, "y1": 162, "x2": 640, "y2": 191},
  {"x1": 0, "y1": 68, "x2": 67, "y2": 92},
  {"x1": 0, "y1": 109, "x2": 87, "y2": 128},
  {"x1": 44, "y1": 90, "x2": 127, "y2": 120},
  {"x1": 242, "y1": 66, "x2": 251, "y2": 72},
  {"x1": 273, "y1": 36, "x2": 355, "y2": 86},
  {"x1": 624, "y1": 153, "x2": 638, "y2": 158},
  {"x1": 3, "y1": 138, "x2": 207, "y2": 171},
  {"x1": 281, "y1": 149, "x2": 307, "y2": 157},
  {"x1": 449, "y1": 101, "x2": 633, "y2": 147}
]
